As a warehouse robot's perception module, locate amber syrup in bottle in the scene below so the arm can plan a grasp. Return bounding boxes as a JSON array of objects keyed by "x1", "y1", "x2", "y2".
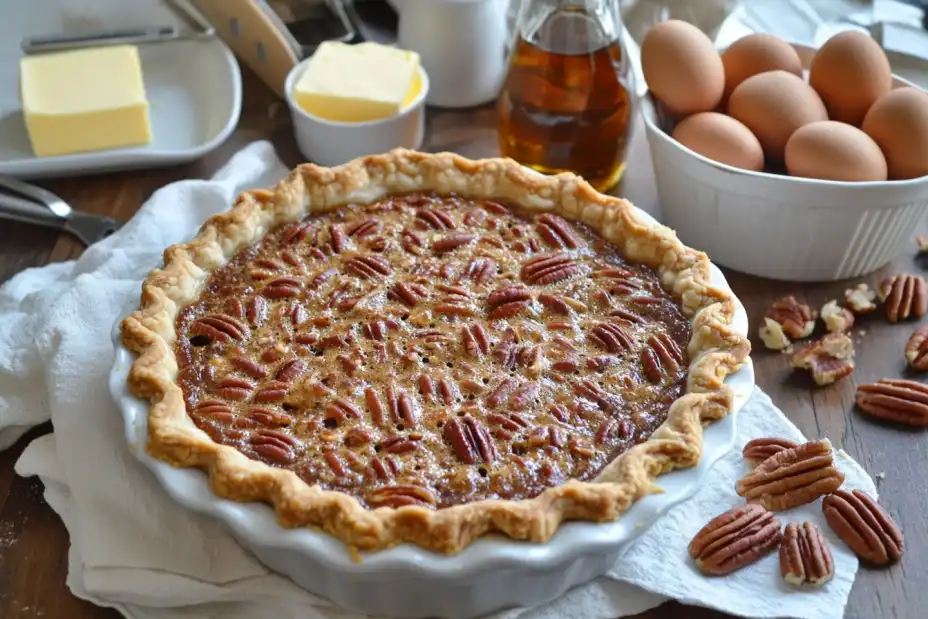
[{"x1": 499, "y1": 4, "x2": 634, "y2": 192}]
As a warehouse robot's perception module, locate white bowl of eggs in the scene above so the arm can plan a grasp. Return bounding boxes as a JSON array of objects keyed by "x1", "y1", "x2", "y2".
[{"x1": 640, "y1": 22, "x2": 928, "y2": 282}]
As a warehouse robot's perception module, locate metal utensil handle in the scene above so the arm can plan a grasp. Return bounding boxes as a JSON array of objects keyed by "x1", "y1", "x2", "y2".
[
  {"x1": 0, "y1": 174, "x2": 73, "y2": 218},
  {"x1": 0, "y1": 192, "x2": 67, "y2": 228},
  {"x1": 20, "y1": 0, "x2": 215, "y2": 55},
  {"x1": 22, "y1": 27, "x2": 180, "y2": 53}
]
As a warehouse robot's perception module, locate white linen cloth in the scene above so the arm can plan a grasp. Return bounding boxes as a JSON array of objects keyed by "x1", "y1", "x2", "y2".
[{"x1": 0, "y1": 141, "x2": 877, "y2": 619}]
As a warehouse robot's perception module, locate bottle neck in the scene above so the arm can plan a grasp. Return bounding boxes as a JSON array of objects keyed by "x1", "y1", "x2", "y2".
[{"x1": 516, "y1": 0, "x2": 623, "y2": 52}]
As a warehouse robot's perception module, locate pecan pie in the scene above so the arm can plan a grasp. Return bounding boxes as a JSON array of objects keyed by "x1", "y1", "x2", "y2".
[{"x1": 122, "y1": 150, "x2": 749, "y2": 553}]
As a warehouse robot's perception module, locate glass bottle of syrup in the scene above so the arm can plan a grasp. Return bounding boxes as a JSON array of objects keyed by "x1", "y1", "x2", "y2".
[{"x1": 499, "y1": 0, "x2": 636, "y2": 192}]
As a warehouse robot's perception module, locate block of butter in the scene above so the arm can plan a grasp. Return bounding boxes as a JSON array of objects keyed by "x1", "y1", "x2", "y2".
[
  {"x1": 20, "y1": 45, "x2": 152, "y2": 157},
  {"x1": 293, "y1": 42, "x2": 421, "y2": 123}
]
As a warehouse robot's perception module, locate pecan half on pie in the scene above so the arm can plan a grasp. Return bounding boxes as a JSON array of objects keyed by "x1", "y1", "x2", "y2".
[{"x1": 122, "y1": 150, "x2": 748, "y2": 553}]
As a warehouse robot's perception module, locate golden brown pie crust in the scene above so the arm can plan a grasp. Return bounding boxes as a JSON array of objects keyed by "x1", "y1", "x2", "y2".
[{"x1": 121, "y1": 149, "x2": 750, "y2": 554}]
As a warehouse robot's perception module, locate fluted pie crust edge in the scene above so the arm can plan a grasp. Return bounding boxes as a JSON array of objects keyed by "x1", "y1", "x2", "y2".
[{"x1": 121, "y1": 149, "x2": 750, "y2": 554}]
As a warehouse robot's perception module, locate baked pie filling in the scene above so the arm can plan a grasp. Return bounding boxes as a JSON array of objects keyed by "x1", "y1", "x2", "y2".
[{"x1": 176, "y1": 194, "x2": 691, "y2": 509}]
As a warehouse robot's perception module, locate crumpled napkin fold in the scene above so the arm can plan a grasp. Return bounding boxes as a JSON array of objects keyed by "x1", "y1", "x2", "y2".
[{"x1": 1, "y1": 141, "x2": 875, "y2": 619}]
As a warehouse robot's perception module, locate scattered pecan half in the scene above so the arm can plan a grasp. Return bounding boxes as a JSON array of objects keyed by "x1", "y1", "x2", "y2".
[
  {"x1": 780, "y1": 522, "x2": 835, "y2": 587},
  {"x1": 844, "y1": 283, "x2": 877, "y2": 314},
  {"x1": 765, "y1": 296, "x2": 816, "y2": 339},
  {"x1": 742, "y1": 437, "x2": 800, "y2": 467},
  {"x1": 856, "y1": 379, "x2": 928, "y2": 427},
  {"x1": 790, "y1": 333, "x2": 855, "y2": 386},
  {"x1": 822, "y1": 489, "x2": 904, "y2": 566},
  {"x1": 736, "y1": 439, "x2": 845, "y2": 511},
  {"x1": 688, "y1": 504, "x2": 782, "y2": 576},
  {"x1": 879, "y1": 273, "x2": 928, "y2": 323},
  {"x1": 758, "y1": 317, "x2": 791, "y2": 351},
  {"x1": 904, "y1": 325, "x2": 928, "y2": 370},
  {"x1": 821, "y1": 300, "x2": 854, "y2": 333}
]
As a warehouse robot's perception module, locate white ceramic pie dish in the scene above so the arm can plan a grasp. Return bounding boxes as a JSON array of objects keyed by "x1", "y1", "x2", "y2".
[{"x1": 109, "y1": 204, "x2": 753, "y2": 619}]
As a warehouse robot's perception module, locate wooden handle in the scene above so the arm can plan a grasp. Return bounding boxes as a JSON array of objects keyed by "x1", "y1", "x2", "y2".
[{"x1": 192, "y1": 0, "x2": 300, "y2": 98}]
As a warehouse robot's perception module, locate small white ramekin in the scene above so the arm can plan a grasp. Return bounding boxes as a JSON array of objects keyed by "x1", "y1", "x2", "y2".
[
  {"x1": 641, "y1": 43, "x2": 928, "y2": 282},
  {"x1": 284, "y1": 60, "x2": 429, "y2": 167}
]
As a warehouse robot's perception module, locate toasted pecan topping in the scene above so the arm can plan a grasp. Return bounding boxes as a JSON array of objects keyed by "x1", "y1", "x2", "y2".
[{"x1": 176, "y1": 193, "x2": 690, "y2": 508}]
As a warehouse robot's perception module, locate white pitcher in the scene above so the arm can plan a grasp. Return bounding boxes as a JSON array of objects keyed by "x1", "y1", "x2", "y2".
[{"x1": 386, "y1": 0, "x2": 510, "y2": 108}]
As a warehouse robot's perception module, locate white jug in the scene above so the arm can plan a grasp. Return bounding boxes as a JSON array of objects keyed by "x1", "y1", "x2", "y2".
[{"x1": 386, "y1": 0, "x2": 510, "y2": 108}]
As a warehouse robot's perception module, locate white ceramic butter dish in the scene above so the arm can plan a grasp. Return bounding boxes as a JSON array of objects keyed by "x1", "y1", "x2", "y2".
[{"x1": 0, "y1": 4, "x2": 241, "y2": 179}]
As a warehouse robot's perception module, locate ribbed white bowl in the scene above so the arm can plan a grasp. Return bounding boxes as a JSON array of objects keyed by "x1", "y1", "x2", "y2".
[
  {"x1": 642, "y1": 43, "x2": 928, "y2": 282},
  {"x1": 110, "y1": 210, "x2": 754, "y2": 619}
]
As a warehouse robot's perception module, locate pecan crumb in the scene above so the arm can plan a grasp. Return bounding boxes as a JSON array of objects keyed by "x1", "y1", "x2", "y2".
[
  {"x1": 917, "y1": 235, "x2": 928, "y2": 253},
  {"x1": 821, "y1": 300, "x2": 854, "y2": 333},
  {"x1": 759, "y1": 317, "x2": 791, "y2": 351},
  {"x1": 844, "y1": 284, "x2": 877, "y2": 314},
  {"x1": 790, "y1": 333, "x2": 855, "y2": 386},
  {"x1": 764, "y1": 296, "x2": 816, "y2": 340}
]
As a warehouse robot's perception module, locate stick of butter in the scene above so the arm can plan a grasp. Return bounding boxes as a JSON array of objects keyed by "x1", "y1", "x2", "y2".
[
  {"x1": 20, "y1": 45, "x2": 152, "y2": 157},
  {"x1": 293, "y1": 42, "x2": 421, "y2": 123}
]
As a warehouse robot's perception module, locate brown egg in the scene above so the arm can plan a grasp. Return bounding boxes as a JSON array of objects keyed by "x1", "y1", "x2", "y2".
[
  {"x1": 721, "y1": 33, "x2": 802, "y2": 103},
  {"x1": 809, "y1": 31, "x2": 892, "y2": 126},
  {"x1": 728, "y1": 70, "x2": 828, "y2": 162},
  {"x1": 642, "y1": 20, "x2": 724, "y2": 117},
  {"x1": 672, "y1": 112, "x2": 764, "y2": 171},
  {"x1": 785, "y1": 121, "x2": 887, "y2": 182},
  {"x1": 862, "y1": 87, "x2": 928, "y2": 180}
]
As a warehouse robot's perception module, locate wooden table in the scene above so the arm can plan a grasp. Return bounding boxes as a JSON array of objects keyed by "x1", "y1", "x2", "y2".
[{"x1": 0, "y1": 69, "x2": 923, "y2": 619}]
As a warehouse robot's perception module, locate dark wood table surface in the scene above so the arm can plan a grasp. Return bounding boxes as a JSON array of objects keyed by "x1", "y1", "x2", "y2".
[{"x1": 0, "y1": 69, "x2": 924, "y2": 619}]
